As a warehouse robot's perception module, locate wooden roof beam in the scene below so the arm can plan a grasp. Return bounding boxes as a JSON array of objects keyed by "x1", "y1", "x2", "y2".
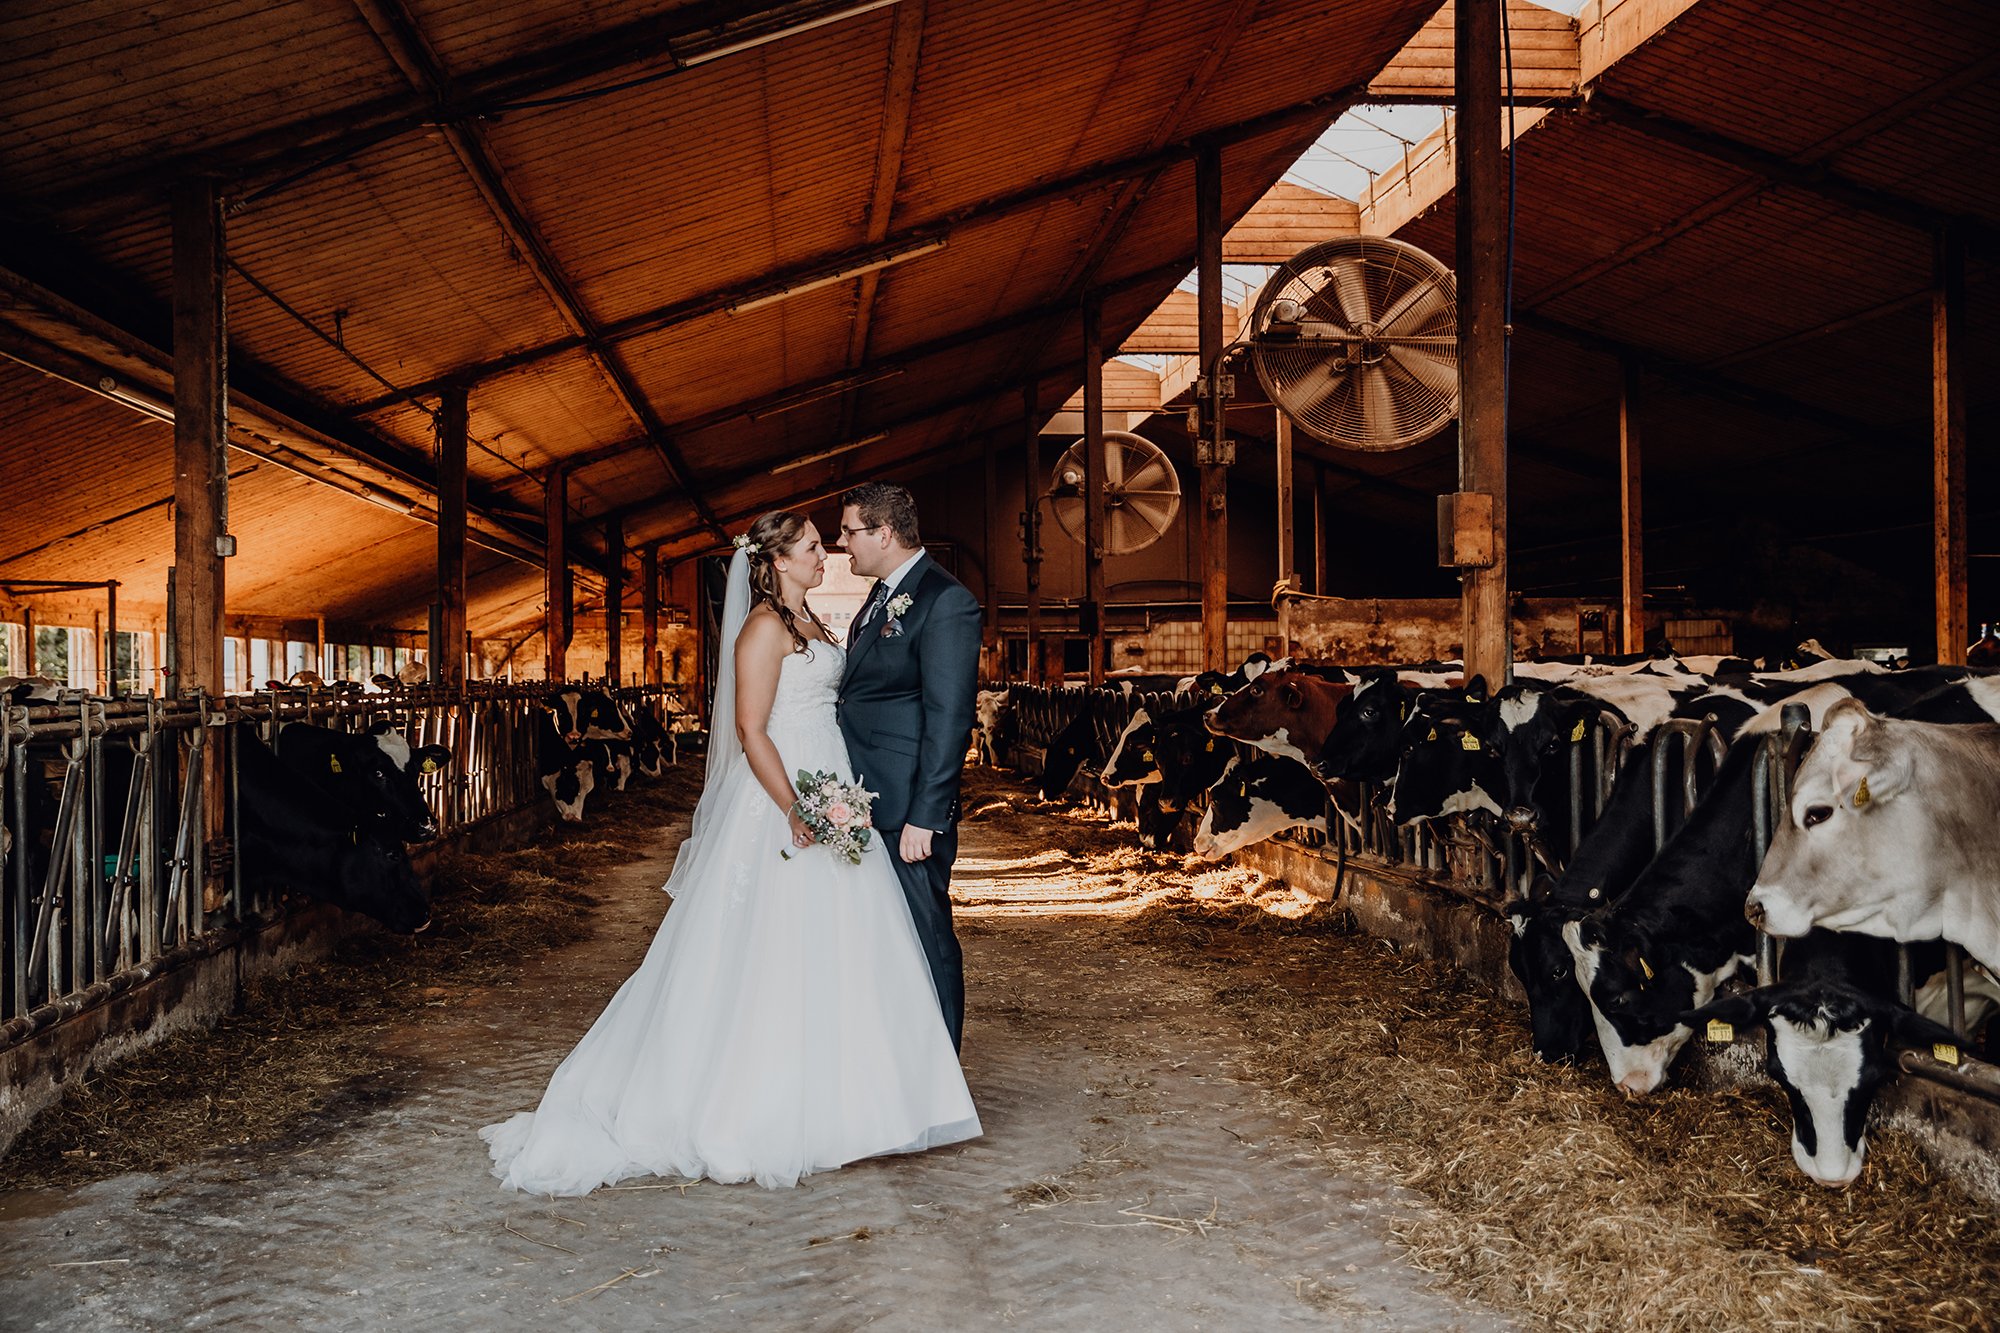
[
  {"x1": 29, "y1": 0, "x2": 911, "y2": 217},
  {"x1": 1585, "y1": 95, "x2": 2000, "y2": 254},
  {"x1": 349, "y1": 0, "x2": 724, "y2": 543},
  {"x1": 342, "y1": 71, "x2": 1387, "y2": 413},
  {"x1": 838, "y1": 1, "x2": 927, "y2": 413}
]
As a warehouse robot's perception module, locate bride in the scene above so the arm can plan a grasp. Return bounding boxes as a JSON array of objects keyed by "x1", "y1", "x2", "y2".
[{"x1": 481, "y1": 510, "x2": 980, "y2": 1194}]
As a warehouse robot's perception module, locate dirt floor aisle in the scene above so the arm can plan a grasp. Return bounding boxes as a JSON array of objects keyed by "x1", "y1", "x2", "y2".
[{"x1": 0, "y1": 784, "x2": 1504, "y2": 1332}]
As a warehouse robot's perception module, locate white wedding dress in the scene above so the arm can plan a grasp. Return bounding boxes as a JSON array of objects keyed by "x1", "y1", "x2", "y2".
[{"x1": 481, "y1": 582, "x2": 980, "y2": 1195}]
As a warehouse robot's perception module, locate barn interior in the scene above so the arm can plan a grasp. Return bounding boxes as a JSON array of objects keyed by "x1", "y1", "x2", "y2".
[{"x1": 4, "y1": 0, "x2": 1992, "y2": 694}]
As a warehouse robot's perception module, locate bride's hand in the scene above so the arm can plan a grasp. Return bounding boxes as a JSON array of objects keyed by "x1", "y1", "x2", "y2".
[{"x1": 788, "y1": 811, "x2": 817, "y2": 848}]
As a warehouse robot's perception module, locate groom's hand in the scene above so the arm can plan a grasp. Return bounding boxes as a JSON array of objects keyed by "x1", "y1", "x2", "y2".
[{"x1": 899, "y1": 825, "x2": 935, "y2": 862}]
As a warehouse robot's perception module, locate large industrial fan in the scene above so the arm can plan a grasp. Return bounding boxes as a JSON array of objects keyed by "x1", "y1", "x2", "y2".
[
  {"x1": 1242, "y1": 236, "x2": 1458, "y2": 451},
  {"x1": 1046, "y1": 430, "x2": 1181, "y2": 554}
]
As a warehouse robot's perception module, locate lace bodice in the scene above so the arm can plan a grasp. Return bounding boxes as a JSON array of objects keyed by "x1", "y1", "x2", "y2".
[{"x1": 764, "y1": 639, "x2": 845, "y2": 735}]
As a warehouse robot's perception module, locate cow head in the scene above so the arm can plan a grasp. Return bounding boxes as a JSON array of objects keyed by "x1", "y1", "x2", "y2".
[
  {"x1": 1037, "y1": 697, "x2": 1101, "y2": 800},
  {"x1": 327, "y1": 831, "x2": 432, "y2": 934},
  {"x1": 543, "y1": 755, "x2": 596, "y2": 822},
  {"x1": 1505, "y1": 887, "x2": 1595, "y2": 1063},
  {"x1": 1682, "y1": 984, "x2": 1961, "y2": 1186},
  {"x1": 279, "y1": 722, "x2": 451, "y2": 842},
  {"x1": 1387, "y1": 687, "x2": 1505, "y2": 826},
  {"x1": 1563, "y1": 914, "x2": 1742, "y2": 1095},
  {"x1": 1101, "y1": 709, "x2": 1163, "y2": 788},
  {"x1": 1193, "y1": 754, "x2": 1326, "y2": 860},
  {"x1": 1745, "y1": 700, "x2": 1932, "y2": 943},
  {"x1": 1311, "y1": 670, "x2": 1409, "y2": 783},
  {"x1": 1153, "y1": 713, "x2": 1233, "y2": 811}
]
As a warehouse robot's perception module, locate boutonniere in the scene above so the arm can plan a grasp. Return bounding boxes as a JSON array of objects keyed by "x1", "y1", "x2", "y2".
[{"x1": 881, "y1": 591, "x2": 915, "y2": 638}]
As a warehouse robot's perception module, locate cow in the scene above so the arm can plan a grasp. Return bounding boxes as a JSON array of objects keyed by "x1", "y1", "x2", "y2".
[
  {"x1": 1132, "y1": 709, "x2": 1239, "y2": 849},
  {"x1": 1204, "y1": 667, "x2": 1354, "y2": 761},
  {"x1": 1563, "y1": 672, "x2": 1999, "y2": 1094},
  {"x1": 1193, "y1": 753, "x2": 1326, "y2": 860},
  {"x1": 629, "y1": 705, "x2": 672, "y2": 777},
  {"x1": 1747, "y1": 689, "x2": 2000, "y2": 976},
  {"x1": 1101, "y1": 706, "x2": 1166, "y2": 788},
  {"x1": 537, "y1": 707, "x2": 597, "y2": 822},
  {"x1": 551, "y1": 687, "x2": 633, "y2": 743},
  {"x1": 1682, "y1": 930, "x2": 1962, "y2": 1187},
  {"x1": 277, "y1": 720, "x2": 452, "y2": 843},
  {"x1": 0, "y1": 675, "x2": 62, "y2": 704},
  {"x1": 973, "y1": 688, "x2": 1013, "y2": 766},
  {"x1": 1035, "y1": 691, "x2": 1104, "y2": 800},
  {"x1": 234, "y1": 724, "x2": 431, "y2": 933}
]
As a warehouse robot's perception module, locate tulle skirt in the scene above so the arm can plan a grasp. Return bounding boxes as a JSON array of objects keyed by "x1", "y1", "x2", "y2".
[{"x1": 480, "y1": 717, "x2": 979, "y2": 1194}]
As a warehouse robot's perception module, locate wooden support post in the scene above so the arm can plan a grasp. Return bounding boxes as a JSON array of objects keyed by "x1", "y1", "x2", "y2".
[
  {"x1": 170, "y1": 179, "x2": 228, "y2": 702},
  {"x1": 1455, "y1": 0, "x2": 1511, "y2": 688},
  {"x1": 105, "y1": 582, "x2": 119, "y2": 697},
  {"x1": 642, "y1": 545, "x2": 660, "y2": 686},
  {"x1": 544, "y1": 466, "x2": 569, "y2": 681},
  {"x1": 1196, "y1": 143, "x2": 1231, "y2": 673},
  {"x1": 1312, "y1": 462, "x2": 1329, "y2": 595},
  {"x1": 604, "y1": 517, "x2": 624, "y2": 685},
  {"x1": 1275, "y1": 410, "x2": 1295, "y2": 649},
  {"x1": 1934, "y1": 225, "x2": 1967, "y2": 665},
  {"x1": 171, "y1": 176, "x2": 230, "y2": 916},
  {"x1": 1022, "y1": 382, "x2": 1044, "y2": 684},
  {"x1": 982, "y1": 432, "x2": 1001, "y2": 678},
  {"x1": 1082, "y1": 294, "x2": 1108, "y2": 686},
  {"x1": 314, "y1": 615, "x2": 327, "y2": 679},
  {"x1": 1618, "y1": 360, "x2": 1645, "y2": 654},
  {"x1": 436, "y1": 384, "x2": 468, "y2": 687}
]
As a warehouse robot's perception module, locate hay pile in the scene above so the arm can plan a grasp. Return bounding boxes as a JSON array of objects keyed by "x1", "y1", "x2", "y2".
[
  {"x1": 1124, "y1": 885, "x2": 2000, "y2": 1331},
  {"x1": 0, "y1": 763, "x2": 704, "y2": 1190}
]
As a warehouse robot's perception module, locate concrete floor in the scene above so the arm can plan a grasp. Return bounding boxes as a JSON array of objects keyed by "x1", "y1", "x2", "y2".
[{"x1": 0, "y1": 803, "x2": 1507, "y2": 1332}]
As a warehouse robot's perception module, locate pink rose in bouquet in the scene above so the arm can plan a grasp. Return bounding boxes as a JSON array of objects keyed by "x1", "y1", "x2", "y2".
[{"x1": 783, "y1": 770, "x2": 878, "y2": 865}]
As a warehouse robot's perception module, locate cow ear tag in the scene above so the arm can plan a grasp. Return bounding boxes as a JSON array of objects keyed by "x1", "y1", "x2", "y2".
[
  {"x1": 1460, "y1": 732, "x2": 1481, "y2": 752},
  {"x1": 1141, "y1": 750, "x2": 1153, "y2": 762},
  {"x1": 329, "y1": 755, "x2": 342, "y2": 774},
  {"x1": 1934, "y1": 1042, "x2": 1961, "y2": 1067},
  {"x1": 1639, "y1": 956, "x2": 1655, "y2": 982},
  {"x1": 420, "y1": 757, "x2": 439, "y2": 774},
  {"x1": 1204, "y1": 739, "x2": 1215, "y2": 752},
  {"x1": 1570, "y1": 719, "x2": 1587, "y2": 743},
  {"x1": 1706, "y1": 1019, "x2": 1734, "y2": 1044},
  {"x1": 1425, "y1": 728, "x2": 1438, "y2": 742},
  {"x1": 1853, "y1": 776, "x2": 1871, "y2": 808}
]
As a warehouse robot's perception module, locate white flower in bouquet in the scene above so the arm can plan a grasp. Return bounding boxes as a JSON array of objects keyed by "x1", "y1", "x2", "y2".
[{"x1": 783, "y1": 769, "x2": 877, "y2": 865}]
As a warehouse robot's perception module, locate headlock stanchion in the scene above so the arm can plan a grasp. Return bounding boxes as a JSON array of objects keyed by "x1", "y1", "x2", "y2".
[{"x1": 0, "y1": 681, "x2": 686, "y2": 1038}]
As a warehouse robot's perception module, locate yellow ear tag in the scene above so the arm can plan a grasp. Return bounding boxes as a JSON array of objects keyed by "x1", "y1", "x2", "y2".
[
  {"x1": 1460, "y1": 732, "x2": 1481, "y2": 752},
  {"x1": 1205, "y1": 739, "x2": 1215, "y2": 752},
  {"x1": 1853, "y1": 776, "x2": 1871, "y2": 808},
  {"x1": 1706, "y1": 1019, "x2": 1734, "y2": 1044},
  {"x1": 1934, "y1": 1043, "x2": 1961, "y2": 1067},
  {"x1": 1141, "y1": 750, "x2": 1153, "y2": 762},
  {"x1": 1571, "y1": 719, "x2": 1587, "y2": 743},
  {"x1": 1210, "y1": 683, "x2": 1224, "y2": 695},
  {"x1": 329, "y1": 756, "x2": 342, "y2": 774},
  {"x1": 1425, "y1": 728, "x2": 1439, "y2": 742},
  {"x1": 420, "y1": 757, "x2": 439, "y2": 774},
  {"x1": 1639, "y1": 957, "x2": 1655, "y2": 982}
]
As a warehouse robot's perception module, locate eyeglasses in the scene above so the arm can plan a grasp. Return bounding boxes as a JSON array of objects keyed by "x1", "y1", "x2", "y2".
[{"x1": 837, "y1": 524, "x2": 884, "y2": 539}]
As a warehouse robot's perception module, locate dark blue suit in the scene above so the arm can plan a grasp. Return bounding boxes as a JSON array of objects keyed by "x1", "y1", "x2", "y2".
[{"x1": 838, "y1": 554, "x2": 981, "y2": 1049}]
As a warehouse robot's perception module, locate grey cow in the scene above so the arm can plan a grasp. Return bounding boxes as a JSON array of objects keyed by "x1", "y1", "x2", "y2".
[{"x1": 1747, "y1": 698, "x2": 2000, "y2": 974}]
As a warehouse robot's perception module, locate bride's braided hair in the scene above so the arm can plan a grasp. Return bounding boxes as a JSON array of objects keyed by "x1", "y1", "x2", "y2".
[{"x1": 742, "y1": 510, "x2": 831, "y2": 654}]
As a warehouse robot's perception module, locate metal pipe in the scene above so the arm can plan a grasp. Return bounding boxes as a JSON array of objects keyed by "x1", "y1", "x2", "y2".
[{"x1": 1946, "y1": 942, "x2": 1967, "y2": 1038}]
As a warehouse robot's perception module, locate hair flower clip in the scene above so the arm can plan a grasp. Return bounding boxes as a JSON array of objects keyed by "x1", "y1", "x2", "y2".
[{"x1": 732, "y1": 532, "x2": 761, "y2": 554}]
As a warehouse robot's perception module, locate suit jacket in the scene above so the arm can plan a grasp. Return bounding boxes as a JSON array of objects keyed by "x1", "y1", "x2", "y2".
[{"x1": 838, "y1": 554, "x2": 982, "y2": 833}]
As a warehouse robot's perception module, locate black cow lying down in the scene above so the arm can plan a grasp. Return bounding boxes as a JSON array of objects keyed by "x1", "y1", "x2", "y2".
[{"x1": 234, "y1": 724, "x2": 431, "y2": 933}]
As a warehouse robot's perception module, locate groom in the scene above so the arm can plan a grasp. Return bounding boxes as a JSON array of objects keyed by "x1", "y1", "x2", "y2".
[{"x1": 835, "y1": 483, "x2": 981, "y2": 1051}]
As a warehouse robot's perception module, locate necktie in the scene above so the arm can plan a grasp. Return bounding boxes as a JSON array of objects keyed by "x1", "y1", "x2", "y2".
[{"x1": 858, "y1": 580, "x2": 889, "y2": 630}]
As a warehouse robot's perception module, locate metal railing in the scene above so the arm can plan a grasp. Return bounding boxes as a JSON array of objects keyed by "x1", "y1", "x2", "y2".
[{"x1": 0, "y1": 682, "x2": 685, "y2": 1034}]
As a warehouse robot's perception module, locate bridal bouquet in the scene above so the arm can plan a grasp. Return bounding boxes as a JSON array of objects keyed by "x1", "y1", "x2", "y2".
[{"x1": 784, "y1": 769, "x2": 877, "y2": 865}]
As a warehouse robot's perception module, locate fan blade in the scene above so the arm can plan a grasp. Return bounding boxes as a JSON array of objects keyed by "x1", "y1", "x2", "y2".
[
  {"x1": 1281, "y1": 359, "x2": 1345, "y2": 419},
  {"x1": 1121, "y1": 458, "x2": 1173, "y2": 493},
  {"x1": 1384, "y1": 343, "x2": 1459, "y2": 396},
  {"x1": 1123, "y1": 495, "x2": 1178, "y2": 534},
  {"x1": 1358, "y1": 362, "x2": 1397, "y2": 445},
  {"x1": 1376, "y1": 276, "x2": 1451, "y2": 337},
  {"x1": 1104, "y1": 438, "x2": 1126, "y2": 488},
  {"x1": 1326, "y1": 258, "x2": 1372, "y2": 325}
]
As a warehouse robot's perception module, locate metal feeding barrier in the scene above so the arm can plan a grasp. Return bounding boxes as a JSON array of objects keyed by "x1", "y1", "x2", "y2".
[
  {"x1": 0, "y1": 682, "x2": 683, "y2": 1037},
  {"x1": 999, "y1": 680, "x2": 1981, "y2": 1044}
]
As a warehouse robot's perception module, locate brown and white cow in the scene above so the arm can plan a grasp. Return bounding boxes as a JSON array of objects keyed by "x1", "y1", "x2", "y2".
[
  {"x1": 1747, "y1": 696, "x2": 2000, "y2": 974},
  {"x1": 1204, "y1": 667, "x2": 1353, "y2": 762}
]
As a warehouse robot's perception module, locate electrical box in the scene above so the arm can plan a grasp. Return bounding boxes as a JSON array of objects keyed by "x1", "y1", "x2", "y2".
[{"x1": 1437, "y1": 491, "x2": 1495, "y2": 569}]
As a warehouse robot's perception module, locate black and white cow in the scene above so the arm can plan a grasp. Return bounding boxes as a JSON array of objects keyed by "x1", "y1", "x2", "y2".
[
  {"x1": 629, "y1": 705, "x2": 672, "y2": 777},
  {"x1": 1310, "y1": 667, "x2": 1443, "y2": 786},
  {"x1": 537, "y1": 701, "x2": 598, "y2": 822},
  {"x1": 1682, "y1": 930, "x2": 1962, "y2": 1187},
  {"x1": 1563, "y1": 670, "x2": 1995, "y2": 1094},
  {"x1": 1101, "y1": 706, "x2": 1167, "y2": 789},
  {"x1": 235, "y1": 724, "x2": 431, "y2": 933},
  {"x1": 1193, "y1": 753, "x2": 1326, "y2": 860},
  {"x1": 277, "y1": 720, "x2": 452, "y2": 843},
  {"x1": 1747, "y1": 680, "x2": 2000, "y2": 975}
]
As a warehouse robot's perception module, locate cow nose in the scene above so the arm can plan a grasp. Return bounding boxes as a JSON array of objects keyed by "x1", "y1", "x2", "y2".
[
  {"x1": 1616, "y1": 1069, "x2": 1661, "y2": 1097},
  {"x1": 1744, "y1": 893, "x2": 1768, "y2": 929},
  {"x1": 1504, "y1": 806, "x2": 1536, "y2": 830},
  {"x1": 565, "y1": 731, "x2": 581, "y2": 744}
]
